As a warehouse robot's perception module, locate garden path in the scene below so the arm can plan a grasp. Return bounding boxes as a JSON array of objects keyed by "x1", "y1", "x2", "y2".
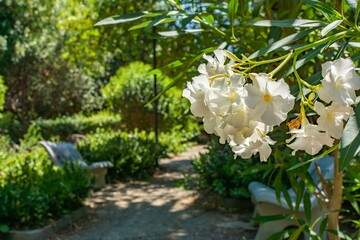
[{"x1": 50, "y1": 145, "x2": 256, "y2": 240}]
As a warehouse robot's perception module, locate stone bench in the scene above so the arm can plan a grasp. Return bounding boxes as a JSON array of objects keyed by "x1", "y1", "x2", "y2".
[
  {"x1": 248, "y1": 156, "x2": 334, "y2": 240},
  {"x1": 39, "y1": 141, "x2": 113, "y2": 189}
]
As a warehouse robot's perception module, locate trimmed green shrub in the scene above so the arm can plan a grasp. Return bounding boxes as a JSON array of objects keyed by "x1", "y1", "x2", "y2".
[
  {"x1": 0, "y1": 146, "x2": 92, "y2": 230},
  {"x1": 190, "y1": 140, "x2": 266, "y2": 198},
  {"x1": 0, "y1": 112, "x2": 24, "y2": 142},
  {"x1": 77, "y1": 129, "x2": 166, "y2": 181},
  {"x1": 101, "y1": 61, "x2": 200, "y2": 135},
  {"x1": 29, "y1": 111, "x2": 121, "y2": 140}
]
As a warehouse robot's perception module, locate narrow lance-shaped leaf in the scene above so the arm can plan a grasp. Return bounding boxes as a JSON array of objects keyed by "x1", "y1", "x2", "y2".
[
  {"x1": 129, "y1": 21, "x2": 152, "y2": 31},
  {"x1": 302, "y1": 0, "x2": 342, "y2": 20},
  {"x1": 145, "y1": 16, "x2": 176, "y2": 30},
  {"x1": 158, "y1": 29, "x2": 206, "y2": 37},
  {"x1": 249, "y1": 27, "x2": 319, "y2": 59},
  {"x1": 246, "y1": 19, "x2": 325, "y2": 27},
  {"x1": 339, "y1": 97, "x2": 360, "y2": 171},
  {"x1": 295, "y1": 181, "x2": 305, "y2": 212},
  {"x1": 95, "y1": 12, "x2": 161, "y2": 26},
  {"x1": 289, "y1": 225, "x2": 306, "y2": 240},
  {"x1": 228, "y1": 0, "x2": 239, "y2": 23},
  {"x1": 303, "y1": 192, "x2": 312, "y2": 223},
  {"x1": 321, "y1": 20, "x2": 342, "y2": 36},
  {"x1": 181, "y1": 13, "x2": 198, "y2": 27}
]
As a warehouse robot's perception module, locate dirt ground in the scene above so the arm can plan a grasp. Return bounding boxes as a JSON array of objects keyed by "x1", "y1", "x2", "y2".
[{"x1": 49, "y1": 145, "x2": 257, "y2": 240}]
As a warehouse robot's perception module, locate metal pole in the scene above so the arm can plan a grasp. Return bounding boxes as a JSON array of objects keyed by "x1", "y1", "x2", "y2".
[{"x1": 152, "y1": 25, "x2": 159, "y2": 167}]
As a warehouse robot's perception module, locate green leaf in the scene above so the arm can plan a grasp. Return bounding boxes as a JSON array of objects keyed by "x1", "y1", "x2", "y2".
[
  {"x1": 181, "y1": 13, "x2": 198, "y2": 26},
  {"x1": 282, "y1": 44, "x2": 325, "y2": 78},
  {"x1": 145, "y1": 16, "x2": 176, "y2": 30},
  {"x1": 334, "y1": 40, "x2": 350, "y2": 59},
  {"x1": 289, "y1": 225, "x2": 306, "y2": 240},
  {"x1": 228, "y1": 0, "x2": 239, "y2": 23},
  {"x1": 344, "y1": 190, "x2": 360, "y2": 214},
  {"x1": 167, "y1": 59, "x2": 183, "y2": 68},
  {"x1": 95, "y1": 12, "x2": 160, "y2": 26},
  {"x1": 158, "y1": 29, "x2": 205, "y2": 37},
  {"x1": 340, "y1": 100, "x2": 360, "y2": 171},
  {"x1": 321, "y1": 20, "x2": 342, "y2": 36},
  {"x1": 303, "y1": 192, "x2": 312, "y2": 223},
  {"x1": 267, "y1": 26, "x2": 282, "y2": 45},
  {"x1": 201, "y1": 13, "x2": 215, "y2": 26},
  {"x1": 248, "y1": 28, "x2": 319, "y2": 59},
  {"x1": 295, "y1": 181, "x2": 305, "y2": 212},
  {"x1": 274, "y1": 169, "x2": 283, "y2": 204},
  {"x1": 129, "y1": 21, "x2": 152, "y2": 31},
  {"x1": 302, "y1": 0, "x2": 342, "y2": 20},
  {"x1": 282, "y1": 186, "x2": 294, "y2": 212},
  {"x1": 246, "y1": 19, "x2": 325, "y2": 27},
  {"x1": 253, "y1": 214, "x2": 289, "y2": 223},
  {"x1": 319, "y1": 217, "x2": 328, "y2": 236}
]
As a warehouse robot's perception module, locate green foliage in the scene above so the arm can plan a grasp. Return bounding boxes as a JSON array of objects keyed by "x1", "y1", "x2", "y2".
[
  {"x1": 77, "y1": 129, "x2": 166, "y2": 181},
  {"x1": 29, "y1": 111, "x2": 121, "y2": 141},
  {"x1": 0, "y1": 76, "x2": 6, "y2": 116},
  {"x1": 0, "y1": 146, "x2": 91, "y2": 230},
  {"x1": 190, "y1": 140, "x2": 265, "y2": 198},
  {"x1": 102, "y1": 61, "x2": 198, "y2": 133},
  {"x1": 0, "y1": 112, "x2": 24, "y2": 141}
]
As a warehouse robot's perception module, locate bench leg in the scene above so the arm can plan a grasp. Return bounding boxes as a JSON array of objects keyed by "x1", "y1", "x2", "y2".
[{"x1": 90, "y1": 168, "x2": 108, "y2": 189}]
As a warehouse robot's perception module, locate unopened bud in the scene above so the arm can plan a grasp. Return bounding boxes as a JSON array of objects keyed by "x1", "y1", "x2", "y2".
[{"x1": 308, "y1": 92, "x2": 316, "y2": 102}]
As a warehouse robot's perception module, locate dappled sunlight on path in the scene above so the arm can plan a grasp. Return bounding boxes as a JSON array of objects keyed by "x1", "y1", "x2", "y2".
[{"x1": 50, "y1": 145, "x2": 256, "y2": 240}]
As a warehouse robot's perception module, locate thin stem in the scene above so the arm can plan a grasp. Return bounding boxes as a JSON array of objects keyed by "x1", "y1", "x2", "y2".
[
  {"x1": 293, "y1": 53, "x2": 304, "y2": 99},
  {"x1": 269, "y1": 52, "x2": 293, "y2": 78}
]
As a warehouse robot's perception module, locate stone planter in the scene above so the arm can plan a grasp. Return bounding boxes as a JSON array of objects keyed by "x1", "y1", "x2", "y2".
[
  {"x1": 6, "y1": 206, "x2": 89, "y2": 240},
  {"x1": 8, "y1": 225, "x2": 52, "y2": 240}
]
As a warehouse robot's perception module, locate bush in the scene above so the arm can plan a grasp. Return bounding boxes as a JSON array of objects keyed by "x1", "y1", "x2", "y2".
[
  {"x1": 29, "y1": 111, "x2": 121, "y2": 140},
  {"x1": 77, "y1": 129, "x2": 166, "y2": 181},
  {"x1": 0, "y1": 112, "x2": 24, "y2": 142},
  {"x1": 190, "y1": 140, "x2": 267, "y2": 199},
  {"x1": 101, "y1": 61, "x2": 200, "y2": 135},
  {"x1": 0, "y1": 146, "x2": 92, "y2": 230}
]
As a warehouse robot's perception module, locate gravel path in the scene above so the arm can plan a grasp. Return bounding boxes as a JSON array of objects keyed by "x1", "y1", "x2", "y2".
[{"x1": 50, "y1": 145, "x2": 256, "y2": 240}]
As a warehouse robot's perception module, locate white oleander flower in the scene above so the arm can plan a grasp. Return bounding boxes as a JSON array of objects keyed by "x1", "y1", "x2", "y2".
[
  {"x1": 208, "y1": 72, "x2": 246, "y2": 116},
  {"x1": 286, "y1": 118, "x2": 334, "y2": 155},
  {"x1": 182, "y1": 74, "x2": 212, "y2": 118},
  {"x1": 317, "y1": 58, "x2": 360, "y2": 106},
  {"x1": 244, "y1": 73, "x2": 295, "y2": 126},
  {"x1": 198, "y1": 50, "x2": 229, "y2": 77},
  {"x1": 314, "y1": 101, "x2": 354, "y2": 139},
  {"x1": 232, "y1": 122, "x2": 275, "y2": 162}
]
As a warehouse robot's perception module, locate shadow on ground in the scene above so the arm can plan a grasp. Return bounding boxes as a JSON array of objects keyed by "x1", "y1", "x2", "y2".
[{"x1": 50, "y1": 145, "x2": 256, "y2": 240}]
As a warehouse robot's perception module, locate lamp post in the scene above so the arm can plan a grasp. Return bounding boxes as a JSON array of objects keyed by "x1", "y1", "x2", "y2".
[{"x1": 152, "y1": 25, "x2": 159, "y2": 167}]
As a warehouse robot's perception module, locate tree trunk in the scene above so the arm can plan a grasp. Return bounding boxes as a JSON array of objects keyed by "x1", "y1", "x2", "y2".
[{"x1": 327, "y1": 147, "x2": 343, "y2": 240}]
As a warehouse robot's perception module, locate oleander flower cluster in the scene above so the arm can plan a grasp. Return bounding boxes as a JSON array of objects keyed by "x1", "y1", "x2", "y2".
[
  {"x1": 182, "y1": 50, "x2": 295, "y2": 161},
  {"x1": 286, "y1": 58, "x2": 359, "y2": 155},
  {"x1": 183, "y1": 50, "x2": 360, "y2": 162}
]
